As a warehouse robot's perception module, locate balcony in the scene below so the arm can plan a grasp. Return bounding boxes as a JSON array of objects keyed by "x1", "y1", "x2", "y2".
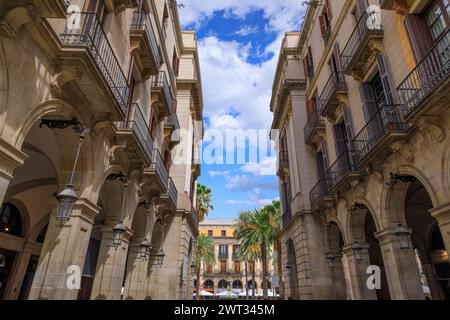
[
  {"x1": 304, "y1": 109, "x2": 325, "y2": 147},
  {"x1": 130, "y1": 11, "x2": 162, "y2": 79},
  {"x1": 163, "y1": 178, "x2": 178, "y2": 210},
  {"x1": 380, "y1": 0, "x2": 414, "y2": 10},
  {"x1": 114, "y1": 103, "x2": 153, "y2": 165},
  {"x1": 309, "y1": 178, "x2": 334, "y2": 212},
  {"x1": 341, "y1": 12, "x2": 384, "y2": 79},
  {"x1": 353, "y1": 104, "x2": 409, "y2": 166},
  {"x1": 323, "y1": 27, "x2": 331, "y2": 47},
  {"x1": 219, "y1": 252, "x2": 229, "y2": 259},
  {"x1": 319, "y1": 71, "x2": 347, "y2": 120},
  {"x1": 144, "y1": 149, "x2": 169, "y2": 193},
  {"x1": 277, "y1": 151, "x2": 289, "y2": 178},
  {"x1": 59, "y1": 12, "x2": 130, "y2": 115},
  {"x1": 282, "y1": 210, "x2": 292, "y2": 228},
  {"x1": 397, "y1": 30, "x2": 450, "y2": 123},
  {"x1": 152, "y1": 71, "x2": 174, "y2": 116},
  {"x1": 327, "y1": 150, "x2": 361, "y2": 193}
]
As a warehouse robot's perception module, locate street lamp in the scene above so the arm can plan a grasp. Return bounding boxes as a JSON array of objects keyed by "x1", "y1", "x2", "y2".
[
  {"x1": 151, "y1": 218, "x2": 166, "y2": 266},
  {"x1": 351, "y1": 241, "x2": 363, "y2": 262},
  {"x1": 394, "y1": 224, "x2": 411, "y2": 251},
  {"x1": 190, "y1": 260, "x2": 197, "y2": 273},
  {"x1": 326, "y1": 253, "x2": 336, "y2": 269},
  {"x1": 108, "y1": 174, "x2": 128, "y2": 248},
  {"x1": 54, "y1": 127, "x2": 90, "y2": 224},
  {"x1": 140, "y1": 239, "x2": 152, "y2": 259}
]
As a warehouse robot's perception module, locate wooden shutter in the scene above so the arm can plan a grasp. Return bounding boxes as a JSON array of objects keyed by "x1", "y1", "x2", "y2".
[
  {"x1": 325, "y1": 0, "x2": 333, "y2": 20},
  {"x1": 404, "y1": 14, "x2": 434, "y2": 62},
  {"x1": 343, "y1": 107, "x2": 355, "y2": 151},
  {"x1": 306, "y1": 99, "x2": 314, "y2": 118},
  {"x1": 333, "y1": 124, "x2": 346, "y2": 156},
  {"x1": 303, "y1": 56, "x2": 309, "y2": 78},
  {"x1": 377, "y1": 54, "x2": 396, "y2": 105},
  {"x1": 355, "y1": 0, "x2": 368, "y2": 20},
  {"x1": 319, "y1": 15, "x2": 327, "y2": 36},
  {"x1": 359, "y1": 82, "x2": 378, "y2": 121},
  {"x1": 321, "y1": 140, "x2": 329, "y2": 169}
]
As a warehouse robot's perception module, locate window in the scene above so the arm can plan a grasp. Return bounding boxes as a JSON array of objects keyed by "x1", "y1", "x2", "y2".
[
  {"x1": 233, "y1": 245, "x2": 240, "y2": 257},
  {"x1": 207, "y1": 230, "x2": 213, "y2": 237},
  {"x1": 234, "y1": 261, "x2": 241, "y2": 273},
  {"x1": 0, "y1": 203, "x2": 22, "y2": 237},
  {"x1": 221, "y1": 230, "x2": 226, "y2": 237},
  {"x1": 219, "y1": 244, "x2": 228, "y2": 257},
  {"x1": 425, "y1": 0, "x2": 449, "y2": 41},
  {"x1": 319, "y1": 0, "x2": 333, "y2": 45},
  {"x1": 220, "y1": 261, "x2": 227, "y2": 273},
  {"x1": 303, "y1": 46, "x2": 314, "y2": 80},
  {"x1": 206, "y1": 264, "x2": 213, "y2": 273},
  {"x1": 249, "y1": 260, "x2": 255, "y2": 273},
  {"x1": 172, "y1": 51, "x2": 180, "y2": 77}
]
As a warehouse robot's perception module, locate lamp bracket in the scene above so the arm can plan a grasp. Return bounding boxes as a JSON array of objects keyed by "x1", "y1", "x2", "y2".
[
  {"x1": 386, "y1": 173, "x2": 417, "y2": 190},
  {"x1": 40, "y1": 117, "x2": 89, "y2": 134}
]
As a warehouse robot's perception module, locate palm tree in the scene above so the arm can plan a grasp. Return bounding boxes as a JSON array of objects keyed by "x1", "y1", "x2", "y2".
[
  {"x1": 263, "y1": 200, "x2": 284, "y2": 299},
  {"x1": 194, "y1": 234, "x2": 215, "y2": 300},
  {"x1": 237, "y1": 243, "x2": 260, "y2": 300},
  {"x1": 196, "y1": 183, "x2": 214, "y2": 227}
]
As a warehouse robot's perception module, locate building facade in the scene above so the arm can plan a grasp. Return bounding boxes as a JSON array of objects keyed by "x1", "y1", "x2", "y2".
[
  {"x1": 271, "y1": 0, "x2": 449, "y2": 300},
  {"x1": 0, "y1": 0, "x2": 203, "y2": 300},
  {"x1": 198, "y1": 220, "x2": 274, "y2": 295}
]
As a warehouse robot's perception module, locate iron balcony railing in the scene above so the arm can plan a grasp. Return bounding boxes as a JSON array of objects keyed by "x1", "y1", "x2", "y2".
[
  {"x1": 309, "y1": 178, "x2": 330, "y2": 210},
  {"x1": 115, "y1": 103, "x2": 153, "y2": 163},
  {"x1": 131, "y1": 11, "x2": 162, "y2": 70},
  {"x1": 59, "y1": 12, "x2": 130, "y2": 115},
  {"x1": 152, "y1": 71, "x2": 174, "y2": 113},
  {"x1": 353, "y1": 104, "x2": 408, "y2": 163},
  {"x1": 150, "y1": 148, "x2": 169, "y2": 188},
  {"x1": 323, "y1": 27, "x2": 331, "y2": 47},
  {"x1": 307, "y1": 64, "x2": 314, "y2": 80},
  {"x1": 398, "y1": 29, "x2": 450, "y2": 120},
  {"x1": 326, "y1": 149, "x2": 359, "y2": 191},
  {"x1": 319, "y1": 71, "x2": 347, "y2": 115},
  {"x1": 279, "y1": 151, "x2": 289, "y2": 167},
  {"x1": 219, "y1": 252, "x2": 229, "y2": 259},
  {"x1": 304, "y1": 108, "x2": 325, "y2": 144},
  {"x1": 341, "y1": 12, "x2": 384, "y2": 73},
  {"x1": 167, "y1": 178, "x2": 178, "y2": 207},
  {"x1": 164, "y1": 112, "x2": 180, "y2": 131}
]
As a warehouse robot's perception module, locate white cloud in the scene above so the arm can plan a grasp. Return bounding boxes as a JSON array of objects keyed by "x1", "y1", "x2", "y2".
[
  {"x1": 225, "y1": 174, "x2": 278, "y2": 192},
  {"x1": 224, "y1": 188, "x2": 279, "y2": 206},
  {"x1": 240, "y1": 156, "x2": 277, "y2": 176},
  {"x1": 235, "y1": 25, "x2": 258, "y2": 36},
  {"x1": 208, "y1": 170, "x2": 231, "y2": 177}
]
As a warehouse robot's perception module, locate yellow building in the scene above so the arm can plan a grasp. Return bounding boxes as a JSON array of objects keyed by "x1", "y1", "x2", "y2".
[{"x1": 198, "y1": 220, "x2": 274, "y2": 295}]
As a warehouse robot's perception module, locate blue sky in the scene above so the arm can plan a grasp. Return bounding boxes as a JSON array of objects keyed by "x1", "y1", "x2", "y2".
[{"x1": 179, "y1": 1, "x2": 305, "y2": 220}]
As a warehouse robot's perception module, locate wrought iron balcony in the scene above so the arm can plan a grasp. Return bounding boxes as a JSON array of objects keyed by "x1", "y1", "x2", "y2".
[
  {"x1": 59, "y1": 12, "x2": 130, "y2": 115},
  {"x1": 341, "y1": 12, "x2": 384, "y2": 79},
  {"x1": 219, "y1": 252, "x2": 229, "y2": 259},
  {"x1": 323, "y1": 27, "x2": 331, "y2": 47},
  {"x1": 114, "y1": 103, "x2": 154, "y2": 164},
  {"x1": 398, "y1": 29, "x2": 450, "y2": 122},
  {"x1": 304, "y1": 109, "x2": 325, "y2": 147},
  {"x1": 146, "y1": 148, "x2": 169, "y2": 192},
  {"x1": 167, "y1": 178, "x2": 178, "y2": 209},
  {"x1": 353, "y1": 104, "x2": 409, "y2": 166},
  {"x1": 326, "y1": 149, "x2": 361, "y2": 192},
  {"x1": 130, "y1": 11, "x2": 162, "y2": 78},
  {"x1": 164, "y1": 112, "x2": 180, "y2": 132},
  {"x1": 309, "y1": 178, "x2": 334, "y2": 212},
  {"x1": 152, "y1": 71, "x2": 174, "y2": 116},
  {"x1": 319, "y1": 71, "x2": 347, "y2": 120}
]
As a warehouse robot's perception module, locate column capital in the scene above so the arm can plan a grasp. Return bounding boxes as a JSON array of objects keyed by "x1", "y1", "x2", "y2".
[
  {"x1": 0, "y1": 138, "x2": 28, "y2": 180},
  {"x1": 429, "y1": 203, "x2": 450, "y2": 225}
]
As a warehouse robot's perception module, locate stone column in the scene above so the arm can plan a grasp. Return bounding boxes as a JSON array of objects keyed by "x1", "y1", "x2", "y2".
[
  {"x1": 214, "y1": 244, "x2": 219, "y2": 272},
  {"x1": 376, "y1": 227, "x2": 424, "y2": 300},
  {"x1": 90, "y1": 225, "x2": 131, "y2": 300},
  {"x1": 228, "y1": 244, "x2": 233, "y2": 272},
  {"x1": 28, "y1": 199, "x2": 100, "y2": 300},
  {"x1": 342, "y1": 244, "x2": 377, "y2": 300},
  {"x1": 0, "y1": 138, "x2": 28, "y2": 204},
  {"x1": 430, "y1": 203, "x2": 450, "y2": 259},
  {"x1": 122, "y1": 240, "x2": 149, "y2": 300}
]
